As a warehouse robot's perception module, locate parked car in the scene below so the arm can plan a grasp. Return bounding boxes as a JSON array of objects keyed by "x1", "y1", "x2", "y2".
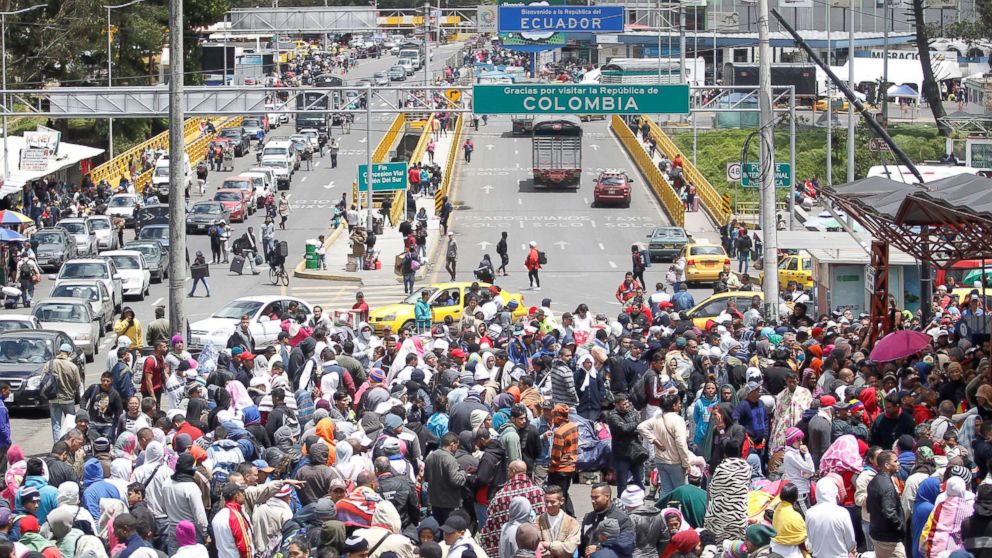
[
  {"x1": 214, "y1": 189, "x2": 250, "y2": 223},
  {"x1": 0, "y1": 315, "x2": 41, "y2": 332},
  {"x1": 186, "y1": 201, "x2": 230, "y2": 233},
  {"x1": 100, "y1": 251, "x2": 151, "y2": 300},
  {"x1": 137, "y1": 224, "x2": 170, "y2": 250},
  {"x1": 106, "y1": 194, "x2": 140, "y2": 228},
  {"x1": 32, "y1": 298, "x2": 100, "y2": 362},
  {"x1": 51, "y1": 258, "x2": 123, "y2": 312},
  {"x1": 31, "y1": 228, "x2": 77, "y2": 270},
  {"x1": 0, "y1": 330, "x2": 86, "y2": 409},
  {"x1": 188, "y1": 296, "x2": 314, "y2": 349},
  {"x1": 86, "y1": 215, "x2": 118, "y2": 251},
  {"x1": 217, "y1": 127, "x2": 251, "y2": 157},
  {"x1": 646, "y1": 226, "x2": 689, "y2": 262},
  {"x1": 56, "y1": 218, "x2": 99, "y2": 256},
  {"x1": 123, "y1": 241, "x2": 169, "y2": 283},
  {"x1": 48, "y1": 280, "x2": 114, "y2": 334}
]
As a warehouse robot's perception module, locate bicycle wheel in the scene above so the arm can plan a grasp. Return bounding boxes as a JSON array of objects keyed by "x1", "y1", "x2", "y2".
[
  {"x1": 280, "y1": 270, "x2": 290, "y2": 287},
  {"x1": 269, "y1": 267, "x2": 278, "y2": 284}
]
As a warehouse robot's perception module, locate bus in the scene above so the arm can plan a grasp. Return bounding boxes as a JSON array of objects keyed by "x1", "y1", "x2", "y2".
[
  {"x1": 600, "y1": 57, "x2": 706, "y2": 86},
  {"x1": 532, "y1": 115, "x2": 583, "y2": 186},
  {"x1": 866, "y1": 164, "x2": 985, "y2": 183}
]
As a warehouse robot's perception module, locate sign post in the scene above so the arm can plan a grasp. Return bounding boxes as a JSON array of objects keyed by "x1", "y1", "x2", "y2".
[
  {"x1": 358, "y1": 162, "x2": 408, "y2": 192},
  {"x1": 473, "y1": 84, "x2": 690, "y2": 115},
  {"x1": 741, "y1": 162, "x2": 791, "y2": 188}
]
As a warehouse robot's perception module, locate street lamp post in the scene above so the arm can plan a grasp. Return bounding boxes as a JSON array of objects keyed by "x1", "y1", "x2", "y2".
[
  {"x1": 106, "y1": 0, "x2": 146, "y2": 161},
  {"x1": 1, "y1": 4, "x2": 45, "y2": 190}
]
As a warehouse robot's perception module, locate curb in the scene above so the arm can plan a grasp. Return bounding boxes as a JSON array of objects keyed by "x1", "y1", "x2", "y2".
[{"x1": 293, "y1": 270, "x2": 364, "y2": 283}]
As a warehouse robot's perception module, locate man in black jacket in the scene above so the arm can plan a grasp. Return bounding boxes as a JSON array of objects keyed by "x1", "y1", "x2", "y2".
[
  {"x1": 580, "y1": 483, "x2": 634, "y2": 550},
  {"x1": 374, "y1": 456, "x2": 420, "y2": 540},
  {"x1": 608, "y1": 394, "x2": 647, "y2": 490},
  {"x1": 866, "y1": 450, "x2": 905, "y2": 558},
  {"x1": 471, "y1": 429, "x2": 507, "y2": 526},
  {"x1": 511, "y1": 405, "x2": 542, "y2": 472}
]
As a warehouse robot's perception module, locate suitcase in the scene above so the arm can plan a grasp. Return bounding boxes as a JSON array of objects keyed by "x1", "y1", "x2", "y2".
[{"x1": 230, "y1": 255, "x2": 245, "y2": 274}]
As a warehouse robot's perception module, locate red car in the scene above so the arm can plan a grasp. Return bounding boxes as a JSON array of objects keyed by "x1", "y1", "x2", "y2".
[
  {"x1": 593, "y1": 170, "x2": 633, "y2": 207},
  {"x1": 213, "y1": 189, "x2": 249, "y2": 222}
]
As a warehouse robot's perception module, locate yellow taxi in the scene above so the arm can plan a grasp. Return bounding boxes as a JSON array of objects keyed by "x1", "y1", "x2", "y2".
[
  {"x1": 815, "y1": 97, "x2": 848, "y2": 112},
  {"x1": 681, "y1": 242, "x2": 731, "y2": 284},
  {"x1": 368, "y1": 282, "x2": 528, "y2": 334},
  {"x1": 758, "y1": 252, "x2": 814, "y2": 289},
  {"x1": 685, "y1": 291, "x2": 764, "y2": 329}
]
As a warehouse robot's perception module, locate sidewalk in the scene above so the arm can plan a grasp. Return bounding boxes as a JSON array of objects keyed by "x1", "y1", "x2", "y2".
[
  {"x1": 294, "y1": 122, "x2": 456, "y2": 286},
  {"x1": 635, "y1": 134, "x2": 717, "y2": 242}
]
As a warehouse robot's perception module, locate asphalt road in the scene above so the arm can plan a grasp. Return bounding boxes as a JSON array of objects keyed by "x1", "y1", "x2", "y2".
[
  {"x1": 434, "y1": 115, "x2": 714, "y2": 313},
  {"x1": 5, "y1": 43, "x2": 464, "y2": 456}
]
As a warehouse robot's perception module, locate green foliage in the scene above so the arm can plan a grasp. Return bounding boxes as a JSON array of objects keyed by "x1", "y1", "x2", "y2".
[{"x1": 670, "y1": 124, "x2": 946, "y2": 204}]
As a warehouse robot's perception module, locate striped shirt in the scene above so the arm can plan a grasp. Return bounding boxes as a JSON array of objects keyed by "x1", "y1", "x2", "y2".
[{"x1": 550, "y1": 421, "x2": 579, "y2": 474}]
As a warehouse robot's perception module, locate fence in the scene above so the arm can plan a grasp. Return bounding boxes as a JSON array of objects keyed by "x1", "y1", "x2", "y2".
[
  {"x1": 435, "y1": 113, "x2": 463, "y2": 214},
  {"x1": 734, "y1": 201, "x2": 788, "y2": 227},
  {"x1": 644, "y1": 117, "x2": 731, "y2": 226},
  {"x1": 610, "y1": 115, "x2": 684, "y2": 227},
  {"x1": 131, "y1": 116, "x2": 241, "y2": 194},
  {"x1": 88, "y1": 118, "x2": 199, "y2": 186}
]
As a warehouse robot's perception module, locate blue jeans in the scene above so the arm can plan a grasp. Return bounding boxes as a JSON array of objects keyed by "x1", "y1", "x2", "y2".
[
  {"x1": 18, "y1": 280, "x2": 34, "y2": 307},
  {"x1": 738, "y1": 251, "x2": 750, "y2": 273},
  {"x1": 403, "y1": 272, "x2": 415, "y2": 294},
  {"x1": 474, "y1": 502, "x2": 488, "y2": 529},
  {"x1": 189, "y1": 277, "x2": 211, "y2": 296},
  {"x1": 655, "y1": 462, "x2": 685, "y2": 499},
  {"x1": 50, "y1": 403, "x2": 75, "y2": 443},
  {"x1": 615, "y1": 456, "x2": 645, "y2": 490}
]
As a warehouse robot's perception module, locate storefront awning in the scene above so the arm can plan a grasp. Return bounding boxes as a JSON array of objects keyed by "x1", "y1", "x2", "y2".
[{"x1": 0, "y1": 136, "x2": 104, "y2": 198}]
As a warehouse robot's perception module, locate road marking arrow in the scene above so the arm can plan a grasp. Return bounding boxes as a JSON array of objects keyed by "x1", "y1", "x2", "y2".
[
  {"x1": 477, "y1": 241, "x2": 491, "y2": 250},
  {"x1": 554, "y1": 241, "x2": 569, "y2": 250},
  {"x1": 359, "y1": 137, "x2": 367, "y2": 143},
  {"x1": 482, "y1": 185, "x2": 493, "y2": 194},
  {"x1": 486, "y1": 144, "x2": 494, "y2": 150},
  {"x1": 589, "y1": 144, "x2": 599, "y2": 151},
  {"x1": 324, "y1": 181, "x2": 336, "y2": 189}
]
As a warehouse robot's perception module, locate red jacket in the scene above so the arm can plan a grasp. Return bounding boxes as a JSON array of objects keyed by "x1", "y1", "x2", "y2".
[{"x1": 524, "y1": 248, "x2": 541, "y2": 271}]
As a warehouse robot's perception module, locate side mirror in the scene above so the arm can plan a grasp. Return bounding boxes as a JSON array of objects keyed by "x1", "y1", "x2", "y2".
[
  {"x1": 259, "y1": 315, "x2": 271, "y2": 323},
  {"x1": 48, "y1": 274, "x2": 57, "y2": 281},
  {"x1": 112, "y1": 274, "x2": 121, "y2": 281}
]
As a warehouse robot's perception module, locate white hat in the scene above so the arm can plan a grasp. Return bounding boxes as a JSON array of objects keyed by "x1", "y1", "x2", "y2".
[
  {"x1": 433, "y1": 339, "x2": 449, "y2": 351},
  {"x1": 529, "y1": 241, "x2": 537, "y2": 247},
  {"x1": 619, "y1": 485, "x2": 645, "y2": 508},
  {"x1": 708, "y1": 346, "x2": 722, "y2": 358},
  {"x1": 475, "y1": 368, "x2": 491, "y2": 381}
]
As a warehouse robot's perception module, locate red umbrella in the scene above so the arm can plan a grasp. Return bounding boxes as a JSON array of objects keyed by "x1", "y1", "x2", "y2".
[{"x1": 869, "y1": 329, "x2": 933, "y2": 362}]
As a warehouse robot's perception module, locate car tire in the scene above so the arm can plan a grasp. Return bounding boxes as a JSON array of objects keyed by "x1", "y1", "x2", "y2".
[
  {"x1": 401, "y1": 320, "x2": 415, "y2": 333},
  {"x1": 85, "y1": 350, "x2": 94, "y2": 363}
]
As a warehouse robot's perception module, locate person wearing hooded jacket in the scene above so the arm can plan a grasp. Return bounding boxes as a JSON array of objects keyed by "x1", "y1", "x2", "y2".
[
  {"x1": 49, "y1": 482, "x2": 97, "y2": 538},
  {"x1": 161, "y1": 454, "x2": 208, "y2": 555},
  {"x1": 448, "y1": 391, "x2": 489, "y2": 435},
  {"x1": 619, "y1": 485, "x2": 668, "y2": 558},
  {"x1": 81, "y1": 458, "x2": 121, "y2": 520},
  {"x1": 130, "y1": 441, "x2": 172, "y2": 522},
  {"x1": 549, "y1": 349, "x2": 578, "y2": 407},
  {"x1": 40, "y1": 505, "x2": 86, "y2": 558},
  {"x1": 588, "y1": 518, "x2": 636, "y2": 558},
  {"x1": 16, "y1": 458, "x2": 59, "y2": 524},
  {"x1": 471, "y1": 428, "x2": 508, "y2": 527},
  {"x1": 575, "y1": 352, "x2": 606, "y2": 421},
  {"x1": 353, "y1": 500, "x2": 415, "y2": 558}
]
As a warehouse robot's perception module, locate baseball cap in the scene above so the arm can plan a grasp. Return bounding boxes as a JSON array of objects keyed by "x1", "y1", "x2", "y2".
[
  {"x1": 59, "y1": 343, "x2": 73, "y2": 353},
  {"x1": 253, "y1": 459, "x2": 274, "y2": 473},
  {"x1": 745, "y1": 381, "x2": 761, "y2": 393},
  {"x1": 450, "y1": 348, "x2": 467, "y2": 358},
  {"x1": 440, "y1": 515, "x2": 469, "y2": 534}
]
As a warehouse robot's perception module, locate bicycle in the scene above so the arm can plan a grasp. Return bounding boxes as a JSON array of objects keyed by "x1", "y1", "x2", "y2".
[{"x1": 269, "y1": 262, "x2": 289, "y2": 286}]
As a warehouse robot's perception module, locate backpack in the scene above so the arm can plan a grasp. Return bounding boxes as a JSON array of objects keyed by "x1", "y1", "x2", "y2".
[
  {"x1": 641, "y1": 249, "x2": 652, "y2": 268},
  {"x1": 70, "y1": 506, "x2": 95, "y2": 536},
  {"x1": 39, "y1": 363, "x2": 59, "y2": 400},
  {"x1": 538, "y1": 251, "x2": 548, "y2": 265},
  {"x1": 628, "y1": 370, "x2": 648, "y2": 410}
]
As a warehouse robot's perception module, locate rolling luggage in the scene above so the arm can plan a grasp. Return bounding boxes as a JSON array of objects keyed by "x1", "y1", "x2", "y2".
[{"x1": 230, "y1": 255, "x2": 245, "y2": 274}]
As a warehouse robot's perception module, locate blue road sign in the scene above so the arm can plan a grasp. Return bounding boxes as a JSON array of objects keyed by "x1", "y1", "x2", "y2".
[{"x1": 497, "y1": 5, "x2": 624, "y2": 33}]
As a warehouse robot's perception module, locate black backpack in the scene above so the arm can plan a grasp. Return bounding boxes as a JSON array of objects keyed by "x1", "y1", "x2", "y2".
[
  {"x1": 538, "y1": 251, "x2": 548, "y2": 265},
  {"x1": 629, "y1": 370, "x2": 649, "y2": 410},
  {"x1": 39, "y1": 363, "x2": 59, "y2": 400}
]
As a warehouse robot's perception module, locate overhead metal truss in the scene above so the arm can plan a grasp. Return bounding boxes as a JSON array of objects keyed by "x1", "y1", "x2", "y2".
[
  {"x1": 691, "y1": 85, "x2": 794, "y2": 113},
  {"x1": 0, "y1": 85, "x2": 471, "y2": 117},
  {"x1": 227, "y1": 7, "x2": 378, "y2": 34},
  {"x1": 937, "y1": 115, "x2": 992, "y2": 135}
]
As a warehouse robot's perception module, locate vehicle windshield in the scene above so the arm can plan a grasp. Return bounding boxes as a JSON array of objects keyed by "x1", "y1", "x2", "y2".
[
  {"x1": 59, "y1": 222, "x2": 86, "y2": 234},
  {"x1": 193, "y1": 204, "x2": 222, "y2": 215},
  {"x1": 0, "y1": 320, "x2": 34, "y2": 332},
  {"x1": 243, "y1": 119, "x2": 261, "y2": 128},
  {"x1": 35, "y1": 232, "x2": 64, "y2": 246},
  {"x1": 108, "y1": 196, "x2": 134, "y2": 208},
  {"x1": 88, "y1": 219, "x2": 110, "y2": 230},
  {"x1": 154, "y1": 166, "x2": 170, "y2": 177},
  {"x1": 215, "y1": 192, "x2": 241, "y2": 202},
  {"x1": 220, "y1": 129, "x2": 240, "y2": 138},
  {"x1": 51, "y1": 285, "x2": 99, "y2": 301},
  {"x1": 402, "y1": 287, "x2": 437, "y2": 304},
  {"x1": 109, "y1": 255, "x2": 141, "y2": 270},
  {"x1": 60, "y1": 262, "x2": 108, "y2": 279},
  {"x1": 690, "y1": 246, "x2": 725, "y2": 256},
  {"x1": 125, "y1": 244, "x2": 158, "y2": 259},
  {"x1": 653, "y1": 228, "x2": 685, "y2": 239},
  {"x1": 599, "y1": 176, "x2": 627, "y2": 186},
  {"x1": 212, "y1": 300, "x2": 263, "y2": 319},
  {"x1": 139, "y1": 228, "x2": 167, "y2": 240},
  {"x1": 302, "y1": 131, "x2": 317, "y2": 140},
  {"x1": 224, "y1": 180, "x2": 251, "y2": 190},
  {"x1": 34, "y1": 303, "x2": 89, "y2": 323},
  {"x1": 0, "y1": 338, "x2": 51, "y2": 363},
  {"x1": 263, "y1": 147, "x2": 288, "y2": 157},
  {"x1": 391, "y1": 66, "x2": 404, "y2": 72},
  {"x1": 261, "y1": 160, "x2": 286, "y2": 169},
  {"x1": 374, "y1": 72, "x2": 386, "y2": 79}
]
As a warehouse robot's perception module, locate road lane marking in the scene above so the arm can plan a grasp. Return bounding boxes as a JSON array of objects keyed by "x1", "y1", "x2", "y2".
[
  {"x1": 519, "y1": 220, "x2": 524, "y2": 228},
  {"x1": 314, "y1": 161, "x2": 321, "y2": 167},
  {"x1": 583, "y1": 197, "x2": 589, "y2": 204},
  {"x1": 517, "y1": 198, "x2": 522, "y2": 205},
  {"x1": 591, "y1": 220, "x2": 597, "y2": 228},
  {"x1": 608, "y1": 261, "x2": 617, "y2": 268},
  {"x1": 598, "y1": 243, "x2": 605, "y2": 250},
  {"x1": 152, "y1": 298, "x2": 163, "y2": 307},
  {"x1": 301, "y1": 176, "x2": 308, "y2": 182}
]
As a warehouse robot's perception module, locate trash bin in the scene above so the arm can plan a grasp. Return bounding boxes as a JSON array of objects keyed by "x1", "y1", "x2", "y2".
[{"x1": 305, "y1": 239, "x2": 319, "y2": 270}]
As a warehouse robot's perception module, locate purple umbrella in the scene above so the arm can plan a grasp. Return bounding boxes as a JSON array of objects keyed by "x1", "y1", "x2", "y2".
[{"x1": 869, "y1": 329, "x2": 933, "y2": 362}]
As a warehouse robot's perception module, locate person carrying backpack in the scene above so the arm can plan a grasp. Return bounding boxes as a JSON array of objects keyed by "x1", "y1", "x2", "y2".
[
  {"x1": 401, "y1": 245, "x2": 420, "y2": 295},
  {"x1": 15, "y1": 254, "x2": 40, "y2": 308},
  {"x1": 525, "y1": 241, "x2": 542, "y2": 291},
  {"x1": 735, "y1": 231, "x2": 753, "y2": 274},
  {"x1": 463, "y1": 139, "x2": 474, "y2": 163},
  {"x1": 631, "y1": 244, "x2": 647, "y2": 288}
]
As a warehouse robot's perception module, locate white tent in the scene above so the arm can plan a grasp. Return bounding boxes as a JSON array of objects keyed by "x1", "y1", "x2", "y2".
[{"x1": 836, "y1": 57, "x2": 962, "y2": 98}]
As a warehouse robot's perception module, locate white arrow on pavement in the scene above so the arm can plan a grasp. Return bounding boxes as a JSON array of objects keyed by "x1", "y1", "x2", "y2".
[
  {"x1": 477, "y1": 241, "x2": 491, "y2": 250},
  {"x1": 554, "y1": 240, "x2": 569, "y2": 250},
  {"x1": 482, "y1": 185, "x2": 493, "y2": 194},
  {"x1": 324, "y1": 181, "x2": 336, "y2": 189},
  {"x1": 486, "y1": 144, "x2": 494, "y2": 150},
  {"x1": 359, "y1": 137, "x2": 367, "y2": 143},
  {"x1": 589, "y1": 144, "x2": 599, "y2": 151}
]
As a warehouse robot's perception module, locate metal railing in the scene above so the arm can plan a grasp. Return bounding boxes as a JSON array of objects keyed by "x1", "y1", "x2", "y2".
[
  {"x1": 89, "y1": 117, "x2": 201, "y2": 186},
  {"x1": 734, "y1": 201, "x2": 788, "y2": 226},
  {"x1": 611, "y1": 115, "x2": 684, "y2": 227},
  {"x1": 436, "y1": 113, "x2": 464, "y2": 214},
  {"x1": 353, "y1": 112, "x2": 407, "y2": 216},
  {"x1": 644, "y1": 116, "x2": 730, "y2": 226}
]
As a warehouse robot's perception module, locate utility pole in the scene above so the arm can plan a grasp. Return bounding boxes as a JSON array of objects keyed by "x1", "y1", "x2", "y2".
[
  {"x1": 847, "y1": 0, "x2": 855, "y2": 182},
  {"x1": 106, "y1": 0, "x2": 146, "y2": 161},
  {"x1": 758, "y1": 0, "x2": 779, "y2": 320},
  {"x1": 168, "y1": 0, "x2": 186, "y2": 337},
  {"x1": 678, "y1": 5, "x2": 686, "y2": 85},
  {"x1": 423, "y1": 2, "x2": 431, "y2": 85},
  {"x1": 826, "y1": 0, "x2": 832, "y2": 187},
  {"x1": 365, "y1": 83, "x2": 374, "y2": 228},
  {"x1": 881, "y1": 1, "x2": 889, "y2": 124}
]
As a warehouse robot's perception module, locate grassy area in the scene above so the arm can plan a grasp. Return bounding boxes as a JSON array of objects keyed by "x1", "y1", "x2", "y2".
[{"x1": 669, "y1": 124, "x2": 947, "y2": 207}]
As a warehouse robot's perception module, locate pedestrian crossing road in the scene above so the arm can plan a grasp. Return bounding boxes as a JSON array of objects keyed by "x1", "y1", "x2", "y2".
[{"x1": 288, "y1": 282, "x2": 407, "y2": 314}]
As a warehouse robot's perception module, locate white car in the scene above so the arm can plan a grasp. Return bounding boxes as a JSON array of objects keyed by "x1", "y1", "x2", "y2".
[
  {"x1": 48, "y1": 280, "x2": 114, "y2": 334},
  {"x1": 189, "y1": 296, "x2": 314, "y2": 350},
  {"x1": 106, "y1": 194, "x2": 140, "y2": 228},
  {"x1": 31, "y1": 298, "x2": 100, "y2": 362},
  {"x1": 51, "y1": 258, "x2": 123, "y2": 313},
  {"x1": 100, "y1": 251, "x2": 151, "y2": 300},
  {"x1": 0, "y1": 314, "x2": 41, "y2": 332},
  {"x1": 298, "y1": 129, "x2": 320, "y2": 152},
  {"x1": 260, "y1": 157, "x2": 292, "y2": 190},
  {"x1": 57, "y1": 218, "x2": 99, "y2": 256},
  {"x1": 265, "y1": 103, "x2": 290, "y2": 125},
  {"x1": 86, "y1": 215, "x2": 118, "y2": 251}
]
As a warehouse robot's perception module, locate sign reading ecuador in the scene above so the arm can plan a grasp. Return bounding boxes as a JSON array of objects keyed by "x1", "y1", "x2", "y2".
[
  {"x1": 472, "y1": 84, "x2": 691, "y2": 115},
  {"x1": 497, "y1": 5, "x2": 625, "y2": 33}
]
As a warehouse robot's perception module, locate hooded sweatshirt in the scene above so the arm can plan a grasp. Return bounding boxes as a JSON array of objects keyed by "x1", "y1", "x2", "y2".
[
  {"x1": 82, "y1": 458, "x2": 122, "y2": 520},
  {"x1": 352, "y1": 501, "x2": 415, "y2": 558},
  {"x1": 40, "y1": 506, "x2": 84, "y2": 558},
  {"x1": 498, "y1": 497, "x2": 533, "y2": 558},
  {"x1": 590, "y1": 532, "x2": 637, "y2": 558},
  {"x1": 16, "y1": 475, "x2": 59, "y2": 523},
  {"x1": 53, "y1": 482, "x2": 97, "y2": 537},
  {"x1": 628, "y1": 504, "x2": 668, "y2": 558},
  {"x1": 130, "y1": 441, "x2": 172, "y2": 518}
]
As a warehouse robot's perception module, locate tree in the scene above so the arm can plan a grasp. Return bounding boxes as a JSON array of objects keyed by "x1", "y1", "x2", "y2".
[{"x1": 910, "y1": 0, "x2": 950, "y2": 137}]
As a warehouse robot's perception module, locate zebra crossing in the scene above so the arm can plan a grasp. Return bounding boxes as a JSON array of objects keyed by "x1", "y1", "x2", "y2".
[{"x1": 287, "y1": 282, "x2": 408, "y2": 313}]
